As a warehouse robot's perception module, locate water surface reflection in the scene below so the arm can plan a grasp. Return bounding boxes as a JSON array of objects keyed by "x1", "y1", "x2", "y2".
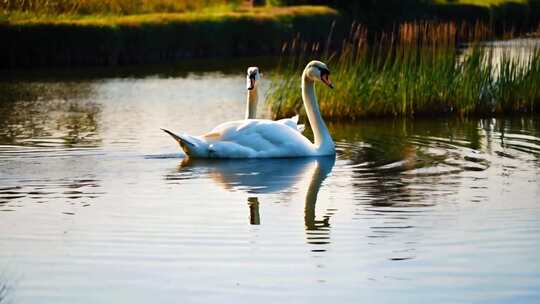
[
  {"x1": 0, "y1": 81, "x2": 101, "y2": 149},
  {"x1": 170, "y1": 157, "x2": 336, "y2": 251},
  {"x1": 0, "y1": 70, "x2": 539, "y2": 303}
]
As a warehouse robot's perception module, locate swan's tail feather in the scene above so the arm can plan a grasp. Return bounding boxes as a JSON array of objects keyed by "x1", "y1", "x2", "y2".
[
  {"x1": 291, "y1": 114, "x2": 299, "y2": 124},
  {"x1": 161, "y1": 128, "x2": 195, "y2": 147},
  {"x1": 161, "y1": 128, "x2": 202, "y2": 157}
]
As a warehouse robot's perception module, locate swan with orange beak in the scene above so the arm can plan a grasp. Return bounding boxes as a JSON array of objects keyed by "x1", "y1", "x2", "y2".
[{"x1": 162, "y1": 60, "x2": 335, "y2": 158}]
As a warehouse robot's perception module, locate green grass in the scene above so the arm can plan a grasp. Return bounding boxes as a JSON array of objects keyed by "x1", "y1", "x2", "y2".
[
  {"x1": 0, "y1": 0, "x2": 241, "y2": 15},
  {"x1": 3, "y1": 5, "x2": 338, "y2": 26},
  {"x1": 0, "y1": 5, "x2": 339, "y2": 68},
  {"x1": 267, "y1": 22, "x2": 540, "y2": 120}
]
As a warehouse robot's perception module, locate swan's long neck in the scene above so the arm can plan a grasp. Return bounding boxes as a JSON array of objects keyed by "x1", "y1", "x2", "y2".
[
  {"x1": 245, "y1": 87, "x2": 258, "y2": 119},
  {"x1": 302, "y1": 72, "x2": 334, "y2": 154}
]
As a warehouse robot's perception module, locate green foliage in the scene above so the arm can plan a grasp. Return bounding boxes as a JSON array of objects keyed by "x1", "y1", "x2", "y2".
[
  {"x1": 267, "y1": 22, "x2": 540, "y2": 119},
  {"x1": 0, "y1": 6, "x2": 339, "y2": 68},
  {"x1": 4, "y1": 5, "x2": 337, "y2": 24},
  {"x1": 0, "y1": 0, "x2": 241, "y2": 15}
]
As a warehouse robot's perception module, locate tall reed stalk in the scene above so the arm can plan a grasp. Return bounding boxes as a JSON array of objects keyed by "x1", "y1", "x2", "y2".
[{"x1": 267, "y1": 22, "x2": 540, "y2": 120}]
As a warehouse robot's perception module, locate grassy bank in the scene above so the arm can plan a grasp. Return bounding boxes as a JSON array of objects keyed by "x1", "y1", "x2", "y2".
[
  {"x1": 2, "y1": 1, "x2": 540, "y2": 69},
  {"x1": 292, "y1": 0, "x2": 540, "y2": 34},
  {"x1": 3, "y1": 5, "x2": 335, "y2": 25},
  {"x1": 0, "y1": 0, "x2": 241, "y2": 15},
  {"x1": 267, "y1": 22, "x2": 540, "y2": 119},
  {"x1": 0, "y1": 5, "x2": 339, "y2": 68}
]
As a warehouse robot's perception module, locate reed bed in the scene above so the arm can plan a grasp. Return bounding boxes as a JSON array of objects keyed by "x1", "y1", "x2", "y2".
[{"x1": 267, "y1": 22, "x2": 540, "y2": 119}]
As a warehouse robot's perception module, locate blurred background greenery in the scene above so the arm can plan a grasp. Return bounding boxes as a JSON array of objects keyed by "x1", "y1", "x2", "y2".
[{"x1": 1, "y1": 0, "x2": 539, "y2": 69}]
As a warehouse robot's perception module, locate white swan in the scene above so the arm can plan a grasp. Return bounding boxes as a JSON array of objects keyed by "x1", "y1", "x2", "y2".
[
  {"x1": 245, "y1": 66, "x2": 304, "y2": 132},
  {"x1": 245, "y1": 66, "x2": 260, "y2": 120},
  {"x1": 162, "y1": 60, "x2": 335, "y2": 158}
]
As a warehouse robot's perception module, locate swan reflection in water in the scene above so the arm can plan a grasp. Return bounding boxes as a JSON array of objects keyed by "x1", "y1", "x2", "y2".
[{"x1": 176, "y1": 156, "x2": 335, "y2": 239}]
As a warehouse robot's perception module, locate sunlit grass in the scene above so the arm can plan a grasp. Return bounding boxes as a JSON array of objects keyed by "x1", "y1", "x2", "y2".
[
  {"x1": 267, "y1": 22, "x2": 540, "y2": 119},
  {"x1": 0, "y1": 0, "x2": 240, "y2": 15},
  {"x1": 4, "y1": 5, "x2": 338, "y2": 26}
]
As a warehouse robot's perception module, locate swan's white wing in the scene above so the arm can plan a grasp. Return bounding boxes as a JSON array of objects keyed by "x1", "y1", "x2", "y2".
[
  {"x1": 203, "y1": 120, "x2": 244, "y2": 141},
  {"x1": 200, "y1": 119, "x2": 314, "y2": 158},
  {"x1": 278, "y1": 115, "x2": 304, "y2": 133}
]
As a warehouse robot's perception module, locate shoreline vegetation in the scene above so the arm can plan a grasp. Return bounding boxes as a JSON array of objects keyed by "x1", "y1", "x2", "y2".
[
  {"x1": 0, "y1": 5, "x2": 339, "y2": 68},
  {"x1": 1, "y1": 1, "x2": 540, "y2": 69},
  {"x1": 267, "y1": 22, "x2": 540, "y2": 119},
  {"x1": 2, "y1": 5, "x2": 336, "y2": 26},
  {"x1": 1, "y1": 1, "x2": 539, "y2": 119}
]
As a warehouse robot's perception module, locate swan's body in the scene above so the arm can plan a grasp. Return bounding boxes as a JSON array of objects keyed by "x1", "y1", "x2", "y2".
[
  {"x1": 245, "y1": 67, "x2": 304, "y2": 132},
  {"x1": 163, "y1": 61, "x2": 335, "y2": 159},
  {"x1": 164, "y1": 118, "x2": 315, "y2": 158}
]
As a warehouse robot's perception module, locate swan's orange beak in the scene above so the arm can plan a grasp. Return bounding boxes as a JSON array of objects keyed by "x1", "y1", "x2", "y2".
[{"x1": 321, "y1": 74, "x2": 334, "y2": 89}]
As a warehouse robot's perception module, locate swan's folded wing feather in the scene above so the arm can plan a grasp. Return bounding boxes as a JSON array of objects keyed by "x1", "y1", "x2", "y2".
[
  {"x1": 249, "y1": 121, "x2": 313, "y2": 156},
  {"x1": 204, "y1": 120, "x2": 252, "y2": 141},
  {"x1": 278, "y1": 116, "x2": 305, "y2": 133},
  {"x1": 208, "y1": 141, "x2": 255, "y2": 158},
  {"x1": 203, "y1": 119, "x2": 314, "y2": 158},
  {"x1": 279, "y1": 118, "x2": 297, "y2": 131}
]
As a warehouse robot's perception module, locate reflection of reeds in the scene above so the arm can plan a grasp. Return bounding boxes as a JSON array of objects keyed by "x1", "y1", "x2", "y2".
[{"x1": 267, "y1": 22, "x2": 540, "y2": 120}]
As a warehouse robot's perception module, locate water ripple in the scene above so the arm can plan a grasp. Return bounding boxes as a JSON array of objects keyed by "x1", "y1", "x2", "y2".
[{"x1": 0, "y1": 74, "x2": 539, "y2": 303}]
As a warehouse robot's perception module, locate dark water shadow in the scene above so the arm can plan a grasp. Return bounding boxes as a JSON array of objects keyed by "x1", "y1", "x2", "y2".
[
  {"x1": 328, "y1": 116, "x2": 540, "y2": 209},
  {"x1": 1, "y1": 56, "x2": 281, "y2": 82},
  {"x1": 316, "y1": 116, "x2": 540, "y2": 257}
]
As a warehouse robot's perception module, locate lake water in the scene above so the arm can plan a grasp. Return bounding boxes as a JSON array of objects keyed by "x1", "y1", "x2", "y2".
[{"x1": 0, "y1": 65, "x2": 539, "y2": 303}]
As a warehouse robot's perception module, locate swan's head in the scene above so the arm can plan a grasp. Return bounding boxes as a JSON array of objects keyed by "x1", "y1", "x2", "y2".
[
  {"x1": 304, "y1": 60, "x2": 333, "y2": 89},
  {"x1": 246, "y1": 67, "x2": 260, "y2": 90}
]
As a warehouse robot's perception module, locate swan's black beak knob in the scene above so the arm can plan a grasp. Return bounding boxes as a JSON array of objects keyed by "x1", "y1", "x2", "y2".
[
  {"x1": 247, "y1": 75, "x2": 256, "y2": 90},
  {"x1": 321, "y1": 74, "x2": 334, "y2": 89}
]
